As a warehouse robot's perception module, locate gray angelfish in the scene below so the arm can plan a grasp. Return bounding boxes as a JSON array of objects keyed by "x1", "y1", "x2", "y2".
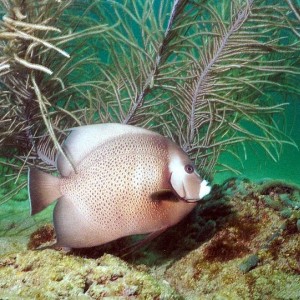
[{"x1": 28, "y1": 123, "x2": 211, "y2": 248}]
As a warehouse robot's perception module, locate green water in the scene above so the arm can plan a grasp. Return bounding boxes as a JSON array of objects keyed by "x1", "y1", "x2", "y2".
[{"x1": 216, "y1": 100, "x2": 300, "y2": 185}]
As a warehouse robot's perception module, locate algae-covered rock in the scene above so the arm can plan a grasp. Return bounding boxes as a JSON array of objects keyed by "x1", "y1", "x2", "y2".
[
  {"x1": 164, "y1": 178, "x2": 300, "y2": 299},
  {"x1": 0, "y1": 250, "x2": 180, "y2": 299}
]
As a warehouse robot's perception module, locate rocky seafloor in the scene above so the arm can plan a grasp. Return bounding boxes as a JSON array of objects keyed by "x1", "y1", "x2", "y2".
[{"x1": 0, "y1": 177, "x2": 300, "y2": 299}]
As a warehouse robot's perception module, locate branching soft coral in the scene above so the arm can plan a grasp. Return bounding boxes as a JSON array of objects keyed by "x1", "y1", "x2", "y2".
[
  {"x1": 0, "y1": 0, "x2": 299, "y2": 204},
  {"x1": 83, "y1": 0, "x2": 299, "y2": 177}
]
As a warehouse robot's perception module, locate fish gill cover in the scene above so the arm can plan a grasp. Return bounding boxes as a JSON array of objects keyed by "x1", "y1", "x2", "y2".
[{"x1": 0, "y1": 1, "x2": 299, "y2": 222}]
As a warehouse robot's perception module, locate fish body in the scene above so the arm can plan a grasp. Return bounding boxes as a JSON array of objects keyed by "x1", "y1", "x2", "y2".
[{"x1": 29, "y1": 123, "x2": 211, "y2": 248}]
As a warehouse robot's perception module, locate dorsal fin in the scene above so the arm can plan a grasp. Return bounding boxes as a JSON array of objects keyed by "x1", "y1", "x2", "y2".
[{"x1": 56, "y1": 123, "x2": 157, "y2": 177}]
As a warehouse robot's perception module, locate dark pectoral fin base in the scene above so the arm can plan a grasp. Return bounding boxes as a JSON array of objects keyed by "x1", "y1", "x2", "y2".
[{"x1": 150, "y1": 189, "x2": 178, "y2": 202}]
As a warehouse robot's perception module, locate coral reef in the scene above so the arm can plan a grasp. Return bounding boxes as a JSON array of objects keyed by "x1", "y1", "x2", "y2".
[
  {"x1": 164, "y1": 178, "x2": 300, "y2": 299},
  {"x1": 1, "y1": 177, "x2": 300, "y2": 299},
  {"x1": 0, "y1": 251, "x2": 180, "y2": 299}
]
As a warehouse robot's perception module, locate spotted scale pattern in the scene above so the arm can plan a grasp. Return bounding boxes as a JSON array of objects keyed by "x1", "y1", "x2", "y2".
[{"x1": 59, "y1": 133, "x2": 180, "y2": 245}]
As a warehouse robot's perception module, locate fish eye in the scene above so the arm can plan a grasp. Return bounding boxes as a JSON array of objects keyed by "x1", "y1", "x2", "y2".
[{"x1": 184, "y1": 164, "x2": 194, "y2": 174}]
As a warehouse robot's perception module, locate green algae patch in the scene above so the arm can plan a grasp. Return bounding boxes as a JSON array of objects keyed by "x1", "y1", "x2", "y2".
[
  {"x1": 239, "y1": 254, "x2": 259, "y2": 273},
  {"x1": 0, "y1": 250, "x2": 180, "y2": 299}
]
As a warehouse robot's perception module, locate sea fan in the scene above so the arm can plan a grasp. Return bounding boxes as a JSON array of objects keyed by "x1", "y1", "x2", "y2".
[{"x1": 0, "y1": 0, "x2": 299, "y2": 205}]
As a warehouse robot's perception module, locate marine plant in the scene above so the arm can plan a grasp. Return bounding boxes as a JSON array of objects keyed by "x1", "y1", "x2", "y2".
[{"x1": 0, "y1": 0, "x2": 299, "y2": 205}]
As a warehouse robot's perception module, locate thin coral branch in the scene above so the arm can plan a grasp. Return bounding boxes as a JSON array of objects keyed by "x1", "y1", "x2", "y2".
[
  {"x1": 189, "y1": 0, "x2": 253, "y2": 144},
  {"x1": 2, "y1": 15, "x2": 62, "y2": 32},
  {"x1": 123, "y1": 0, "x2": 191, "y2": 124},
  {"x1": 31, "y1": 76, "x2": 77, "y2": 173},
  {"x1": 13, "y1": 54, "x2": 53, "y2": 74},
  {"x1": 286, "y1": 0, "x2": 300, "y2": 22}
]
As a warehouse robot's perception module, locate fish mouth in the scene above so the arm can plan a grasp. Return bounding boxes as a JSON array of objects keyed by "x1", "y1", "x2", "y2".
[{"x1": 184, "y1": 180, "x2": 211, "y2": 203}]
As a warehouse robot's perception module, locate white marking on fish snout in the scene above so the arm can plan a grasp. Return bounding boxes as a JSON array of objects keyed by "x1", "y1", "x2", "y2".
[{"x1": 199, "y1": 180, "x2": 211, "y2": 199}]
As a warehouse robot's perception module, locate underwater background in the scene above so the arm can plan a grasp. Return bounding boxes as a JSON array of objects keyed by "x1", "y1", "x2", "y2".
[
  {"x1": 0, "y1": 0, "x2": 300, "y2": 299},
  {"x1": 216, "y1": 99, "x2": 300, "y2": 185}
]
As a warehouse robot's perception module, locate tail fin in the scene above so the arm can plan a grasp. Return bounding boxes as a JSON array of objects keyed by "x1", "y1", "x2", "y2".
[{"x1": 28, "y1": 168, "x2": 62, "y2": 215}]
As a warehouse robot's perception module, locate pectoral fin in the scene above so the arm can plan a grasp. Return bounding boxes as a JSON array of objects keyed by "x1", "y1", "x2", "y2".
[{"x1": 150, "y1": 189, "x2": 178, "y2": 202}]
